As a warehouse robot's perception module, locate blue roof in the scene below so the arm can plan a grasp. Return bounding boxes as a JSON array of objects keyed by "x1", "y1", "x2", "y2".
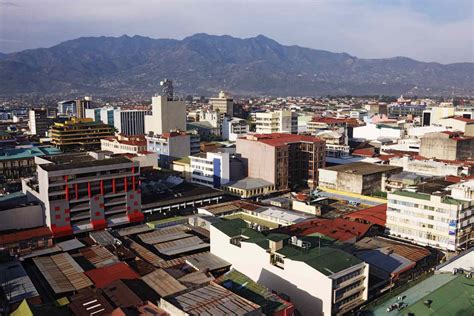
[{"x1": 0, "y1": 146, "x2": 61, "y2": 161}]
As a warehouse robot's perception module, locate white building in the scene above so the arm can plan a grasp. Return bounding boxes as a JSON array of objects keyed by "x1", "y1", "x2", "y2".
[
  {"x1": 389, "y1": 156, "x2": 470, "y2": 177},
  {"x1": 222, "y1": 117, "x2": 249, "y2": 141},
  {"x1": 353, "y1": 123, "x2": 404, "y2": 141},
  {"x1": 209, "y1": 91, "x2": 234, "y2": 116},
  {"x1": 85, "y1": 107, "x2": 146, "y2": 136},
  {"x1": 211, "y1": 219, "x2": 369, "y2": 315},
  {"x1": 255, "y1": 110, "x2": 297, "y2": 134},
  {"x1": 146, "y1": 131, "x2": 199, "y2": 169},
  {"x1": 28, "y1": 108, "x2": 49, "y2": 136},
  {"x1": 145, "y1": 95, "x2": 186, "y2": 135},
  {"x1": 190, "y1": 151, "x2": 230, "y2": 188},
  {"x1": 101, "y1": 134, "x2": 147, "y2": 154},
  {"x1": 386, "y1": 180, "x2": 474, "y2": 251}
]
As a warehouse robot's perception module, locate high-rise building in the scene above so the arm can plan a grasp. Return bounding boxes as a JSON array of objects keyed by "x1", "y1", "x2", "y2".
[
  {"x1": 22, "y1": 152, "x2": 143, "y2": 237},
  {"x1": 145, "y1": 80, "x2": 186, "y2": 135},
  {"x1": 255, "y1": 110, "x2": 297, "y2": 134},
  {"x1": 209, "y1": 91, "x2": 234, "y2": 116},
  {"x1": 86, "y1": 107, "x2": 146, "y2": 136},
  {"x1": 75, "y1": 96, "x2": 92, "y2": 118},
  {"x1": 236, "y1": 133, "x2": 326, "y2": 189},
  {"x1": 57, "y1": 100, "x2": 77, "y2": 116},
  {"x1": 28, "y1": 108, "x2": 50, "y2": 137},
  {"x1": 386, "y1": 179, "x2": 473, "y2": 251},
  {"x1": 49, "y1": 118, "x2": 115, "y2": 152}
]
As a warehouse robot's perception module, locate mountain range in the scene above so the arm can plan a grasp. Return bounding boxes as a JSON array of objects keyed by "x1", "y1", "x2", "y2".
[{"x1": 0, "y1": 33, "x2": 473, "y2": 97}]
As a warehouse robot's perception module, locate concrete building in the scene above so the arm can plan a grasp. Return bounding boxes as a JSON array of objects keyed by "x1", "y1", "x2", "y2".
[
  {"x1": 57, "y1": 100, "x2": 77, "y2": 116},
  {"x1": 145, "y1": 96, "x2": 186, "y2": 135},
  {"x1": 365, "y1": 102, "x2": 388, "y2": 116},
  {"x1": 0, "y1": 146, "x2": 61, "y2": 181},
  {"x1": 190, "y1": 151, "x2": 230, "y2": 189},
  {"x1": 437, "y1": 117, "x2": 474, "y2": 136},
  {"x1": 22, "y1": 152, "x2": 143, "y2": 237},
  {"x1": 255, "y1": 110, "x2": 297, "y2": 134},
  {"x1": 236, "y1": 133, "x2": 326, "y2": 190},
  {"x1": 75, "y1": 96, "x2": 92, "y2": 118},
  {"x1": 49, "y1": 118, "x2": 115, "y2": 152},
  {"x1": 223, "y1": 178, "x2": 277, "y2": 198},
  {"x1": 318, "y1": 162, "x2": 403, "y2": 195},
  {"x1": 146, "y1": 131, "x2": 199, "y2": 169},
  {"x1": 222, "y1": 117, "x2": 249, "y2": 141},
  {"x1": 211, "y1": 219, "x2": 369, "y2": 315},
  {"x1": 420, "y1": 131, "x2": 474, "y2": 161},
  {"x1": 387, "y1": 179, "x2": 473, "y2": 251},
  {"x1": 422, "y1": 103, "x2": 455, "y2": 126},
  {"x1": 86, "y1": 107, "x2": 147, "y2": 136},
  {"x1": 100, "y1": 134, "x2": 147, "y2": 154},
  {"x1": 0, "y1": 192, "x2": 44, "y2": 232},
  {"x1": 28, "y1": 108, "x2": 50, "y2": 137},
  {"x1": 209, "y1": 91, "x2": 234, "y2": 116},
  {"x1": 389, "y1": 156, "x2": 472, "y2": 177}
]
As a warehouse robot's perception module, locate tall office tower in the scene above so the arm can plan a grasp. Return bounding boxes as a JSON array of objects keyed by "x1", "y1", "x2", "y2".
[
  {"x1": 255, "y1": 110, "x2": 298, "y2": 134},
  {"x1": 145, "y1": 80, "x2": 186, "y2": 135},
  {"x1": 57, "y1": 100, "x2": 77, "y2": 116},
  {"x1": 75, "y1": 96, "x2": 92, "y2": 118},
  {"x1": 28, "y1": 108, "x2": 50, "y2": 137},
  {"x1": 22, "y1": 152, "x2": 143, "y2": 237},
  {"x1": 209, "y1": 91, "x2": 234, "y2": 116},
  {"x1": 86, "y1": 107, "x2": 146, "y2": 136}
]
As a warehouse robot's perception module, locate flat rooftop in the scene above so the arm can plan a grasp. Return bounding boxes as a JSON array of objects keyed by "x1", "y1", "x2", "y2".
[
  {"x1": 0, "y1": 146, "x2": 61, "y2": 161},
  {"x1": 39, "y1": 153, "x2": 133, "y2": 172},
  {"x1": 322, "y1": 162, "x2": 402, "y2": 175}
]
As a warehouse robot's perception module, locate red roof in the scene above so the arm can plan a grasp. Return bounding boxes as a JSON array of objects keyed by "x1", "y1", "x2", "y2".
[
  {"x1": 311, "y1": 117, "x2": 361, "y2": 127},
  {"x1": 245, "y1": 133, "x2": 324, "y2": 147},
  {"x1": 0, "y1": 227, "x2": 52, "y2": 245},
  {"x1": 345, "y1": 204, "x2": 387, "y2": 227},
  {"x1": 452, "y1": 117, "x2": 474, "y2": 123},
  {"x1": 279, "y1": 218, "x2": 372, "y2": 242},
  {"x1": 352, "y1": 147, "x2": 375, "y2": 157},
  {"x1": 85, "y1": 262, "x2": 140, "y2": 288}
]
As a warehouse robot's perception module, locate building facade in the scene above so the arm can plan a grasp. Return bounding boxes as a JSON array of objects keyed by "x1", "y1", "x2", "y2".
[
  {"x1": 22, "y1": 152, "x2": 143, "y2": 237},
  {"x1": 146, "y1": 131, "x2": 199, "y2": 169},
  {"x1": 100, "y1": 134, "x2": 147, "y2": 154},
  {"x1": 420, "y1": 131, "x2": 474, "y2": 161},
  {"x1": 190, "y1": 152, "x2": 230, "y2": 188},
  {"x1": 222, "y1": 117, "x2": 249, "y2": 141},
  {"x1": 145, "y1": 96, "x2": 186, "y2": 135},
  {"x1": 86, "y1": 107, "x2": 146, "y2": 136},
  {"x1": 209, "y1": 91, "x2": 234, "y2": 116},
  {"x1": 387, "y1": 181, "x2": 473, "y2": 251},
  {"x1": 255, "y1": 110, "x2": 297, "y2": 134},
  {"x1": 28, "y1": 108, "x2": 50, "y2": 137},
  {"x1": 49, "y1": 118, "x2": 115, "y2": 152},
  {"x1": 236, "y1": 133, "x2": 326, "y2": 190}
]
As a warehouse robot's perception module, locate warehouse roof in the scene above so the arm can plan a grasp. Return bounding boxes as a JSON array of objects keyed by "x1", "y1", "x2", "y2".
[
  {"x1": 345, "y1": 204, "x2": 387, "y2": 227},
  {"x1": 0, "y1": 261, "x2": 39, "y2": 303},
  {"x1": 85, "y1": 262, "x2": 140, "y2": 288},
  {"x1": 321, "y1": 162, "x2": 402, "y2": 175},
  {"x1": 0, "y1": 227, "x2": 52, "y2": 246}
]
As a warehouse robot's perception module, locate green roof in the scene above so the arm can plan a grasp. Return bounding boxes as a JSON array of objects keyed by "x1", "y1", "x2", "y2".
[
  {"x1": 216, "y1": 269, "x2": 291, "y2": 314},
  {"x1": 224, "y1": 212, "x2": 280, "y2": 229},
  {"x1": 0, "y1": 146, "x2": 62, "y2": 161},
  {"x1": 391, "y1": 190, "x2": 431, "y2": 201},
  {"x1": 277, "y1": 246, "x2": 362, "y2": 276},
  {"x1": 266, "y1": 233, "x2": 291, "y2": 242},
  {"x1": 213, "y1": 219, "x2": 263, "y2": 239},
  {"x1": 403, "y1": 275, "x2": 474, "y2": 316}
]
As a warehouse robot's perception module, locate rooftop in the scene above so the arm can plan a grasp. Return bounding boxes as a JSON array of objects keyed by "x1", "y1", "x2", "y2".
[
  {"x1": 0, "y1": 146, "x2": 61, "y2": 161},
  {"x1": 225, "y1": 177, "x2": 274, "y2": 190},
  {"x1": 344, "y1": 204, "x2": 387, "y2": 227},
  {"x1": 241, "y1": 133, "x2": 324, "y2": 147},
  {"x1": 85, "y1": 262, "x2": 140, "y2": 288},
  {"x1": 0, "y1": 226, "x2": 52, "y2": 246},
  {"x1": 321, "y1": 162, "x2": 402, "y2": 175},
  {"x1": 39, "y1": 153, "x2": 134, "y2": 172}
]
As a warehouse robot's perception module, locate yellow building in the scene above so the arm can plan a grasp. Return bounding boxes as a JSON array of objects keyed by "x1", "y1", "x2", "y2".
[{"x1": 50, "y1": 117, "x2": 114, "y2": 151}]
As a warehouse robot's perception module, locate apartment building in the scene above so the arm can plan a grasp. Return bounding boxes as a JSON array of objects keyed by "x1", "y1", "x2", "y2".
[
  {"x1": 222, "y1": 117, "x2": 249, "y2": 141},
  {"x1": 145, "y1": 95, "x2": 186, "y2": 135},
  {"x1": 236, "y1": 133, "x2": 326, "y2": 190},
  {"x1": 190, "y1": 152, "x2": 230, "y2": 188},
  {"x1": 387, "y1": 179, "x2": 473, "y2": 251},
  {"x1": 146, "y1": 131, "x2": 200, "y2": 169},
  {"x1": 22, "y1": 152, "x2": 143, "y2": 237},
  {"x1": 211, "y1": 219, "x2": 369, "y2": 315},
  {"x1": 49, "y1": 118, "x2": 115, "y2": 152},
  {"x1": 255, "y1": 110, "x2": 297, "y2": 134}
]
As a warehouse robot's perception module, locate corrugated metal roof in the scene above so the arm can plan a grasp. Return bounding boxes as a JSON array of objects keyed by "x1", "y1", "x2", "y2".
[
  {"x1": 80, "y1": 245, "x2": 119, "y2": 268},
  {"x1": 0, "y1": 261, "x2": 39, "y2": 303},
  {"x1": 123, "y1": 237, "x2": 164, "y2": 267},
  {"x1": 142, "y1": 269, "x2": 186, "y2": 297},
  {"x1": 85, "y1": 262, "x2": 140, "y2": 289},
  {"x1": 153, "y1": 236, "x2": 209, "y2": 256}
]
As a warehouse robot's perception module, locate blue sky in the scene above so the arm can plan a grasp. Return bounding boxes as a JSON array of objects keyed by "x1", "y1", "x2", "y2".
[{"x1": 0, "y1": 0, "x2": 472, "y2": 63}]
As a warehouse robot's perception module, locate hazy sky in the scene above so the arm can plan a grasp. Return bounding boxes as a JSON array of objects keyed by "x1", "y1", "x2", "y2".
[{"x1": 0, "y1": 0, "x2": 473, "y2": 63}]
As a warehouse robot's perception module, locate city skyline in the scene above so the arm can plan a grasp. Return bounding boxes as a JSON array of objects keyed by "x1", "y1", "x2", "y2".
[{"x1": 0, "y1": 0, "x2": 473, "y2": 63}]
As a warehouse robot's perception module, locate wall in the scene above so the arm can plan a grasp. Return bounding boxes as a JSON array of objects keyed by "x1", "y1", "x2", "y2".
[
  {"x1": 236, "y1": 139, "x2": 276, "y2": 186},
  {"x1": 0, "y1": 205, "x2": 44, "y2": 231}
]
